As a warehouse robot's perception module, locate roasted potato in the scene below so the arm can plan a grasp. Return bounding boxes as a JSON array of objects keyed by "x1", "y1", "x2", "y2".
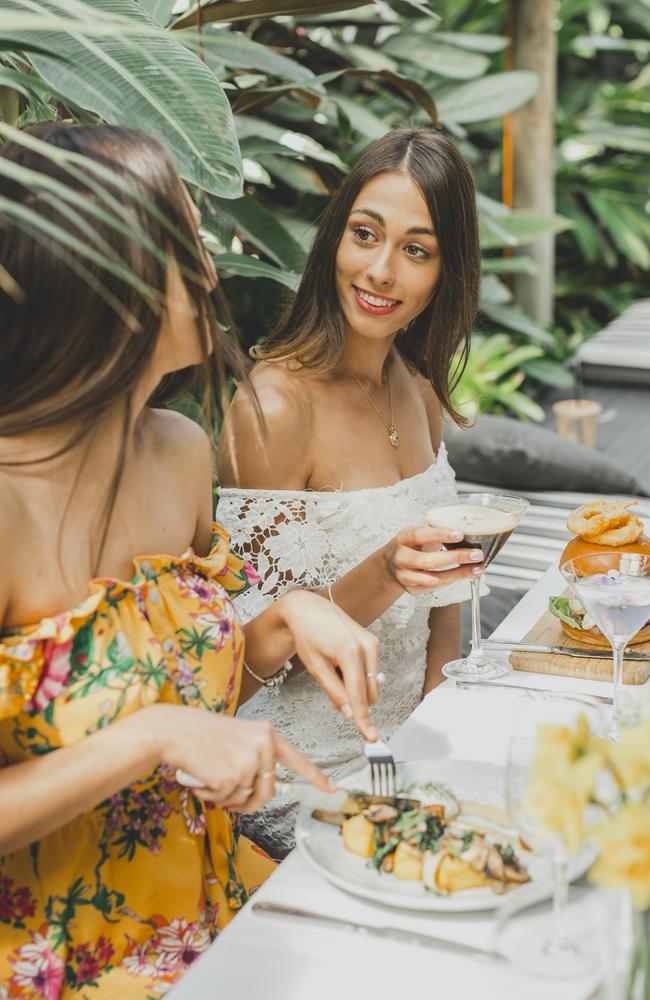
[
  {"x1": 436, "y1": 854, "x2": 490, "y2": 893},
  {"x1": 341, "y1": 814, "x2": 375, "y2": 858},
  {"x1": 392, "y1": 841, "x2": 424, "y2": 880}
]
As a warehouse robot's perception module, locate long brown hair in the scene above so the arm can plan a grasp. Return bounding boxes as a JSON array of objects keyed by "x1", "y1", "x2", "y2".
[
  {"x1": 0, "y1": 123, "x2": 244, "y2": 566},
  {"x1": 254, "y1": 126, "x2": 480, "y2": 425}
]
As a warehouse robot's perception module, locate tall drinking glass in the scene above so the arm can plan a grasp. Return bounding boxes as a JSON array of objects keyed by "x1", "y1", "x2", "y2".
[
  {"x1": 506, "y1": 693, "x2": 605, "y2": 978},
  {"x1": 427, "y1": 493, "x2": 529, "y2": 680},
  {"x1": 561, "y1": 551, "x2": 650, "y2": 740}
]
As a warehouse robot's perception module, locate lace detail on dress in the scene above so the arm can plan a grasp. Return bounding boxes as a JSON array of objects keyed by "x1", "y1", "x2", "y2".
[{"x1": 216, "y1": 444, "x2": 475, "y2": 856}]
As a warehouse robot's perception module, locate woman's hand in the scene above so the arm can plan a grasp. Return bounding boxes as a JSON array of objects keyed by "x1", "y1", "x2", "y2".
[
  {"x1": 153, "y1": 705, "x2": 335, "y2": 813},
  {"x1": 277, "y1": 590, "x2": 381, "y2": 743},
  {"x1": 382, "y1": 526, "x2": 483, "y2": 596}
]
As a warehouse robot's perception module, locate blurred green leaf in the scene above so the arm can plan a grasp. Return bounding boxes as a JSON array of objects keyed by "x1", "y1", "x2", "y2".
[
  {"x1": 480, "y1": 211, "x2": 574, "y2": 249},
  {"x1": 213, "y1": 252, "x2": 300, "y2": 290},
  {"x1": 180, "y1": 25, "x2": 316, "y2": 82},
  {"x1": 437, "y1": 70, "x2": 540, "y2": 123},
  {"x1": 522, "y1": 359, "x2": 576, "y2": 389},
  {"x1": 139, "y1": 0, "x2": 176, "y2": 26},
  {"x1": 173, "y1": 0, "x2": 374, "y2": 30},
  {"x1": 6, "y1": 0, "x2": 243, "y2": 197},
  {"x1": 209, "y1": 195, "x2": 306, "y2": 271},
  {"x1": 382, "y1": 35, "x2": 489, "y2": 79},
  {"x1": 482, "y1": 256, "x2": 539, "y2": 276},
  {"x1": 481, "y1": 302, "x2": 554, "y2": 345},
  {"x1": 429, "y1": 31, "x2": 508, "y2": 53}
]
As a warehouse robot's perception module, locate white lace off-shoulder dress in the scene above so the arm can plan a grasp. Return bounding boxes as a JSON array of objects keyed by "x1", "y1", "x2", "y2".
[{"x1": 216, "y1": 443, "x2": 473, "y2": 856}]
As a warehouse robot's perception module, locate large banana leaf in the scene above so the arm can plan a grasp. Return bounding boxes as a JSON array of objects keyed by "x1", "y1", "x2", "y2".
[
  {"x1": 5, "y1": 0, "x2": 242, "y2": 198},
  {"x1": 139, "y1": 0, "x2": 176, "y2": 26},
  {"x1": 207, "y1": 194, "x2": 306, "y2": 271},
  {"x1": 480, "y1": 211, "x2": 573, "y2": 250},
  {"x1": 174, "y1": 0, "x2": 374, "y2": 30},
  {"x1": 427, "y1": 31, "x2": 509, "y2": 53},
  {"x1": 436, "y1": 70, "x2": 540, "y2": 123},
  {"x1": 179, "y1": 25, "x2": 316, "y2": 82},
  {"x1": 212, "y1": 251, "x2": 300, "y2": 290},
  {"x1": 382, "y1": 35, "x2": 489, "y2": 79}
]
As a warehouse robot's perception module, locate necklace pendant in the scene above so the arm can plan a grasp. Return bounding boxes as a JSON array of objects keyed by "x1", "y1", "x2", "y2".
[{"x1": 388, "y1": 425, "x2": 400, "y2": 448}]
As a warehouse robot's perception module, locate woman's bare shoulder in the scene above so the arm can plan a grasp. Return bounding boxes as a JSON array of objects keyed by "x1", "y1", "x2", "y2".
[
  {"x1": 218, "y1": 363, "x2": 315, "y2": 490},
  {"x1": 147, "y1": 408, "x2": 212, "y2": 469}
]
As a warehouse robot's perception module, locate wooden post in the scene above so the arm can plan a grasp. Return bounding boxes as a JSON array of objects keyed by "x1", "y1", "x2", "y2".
[{"x1": 511, "y1": 0, "x2": 557, "y2": 328}]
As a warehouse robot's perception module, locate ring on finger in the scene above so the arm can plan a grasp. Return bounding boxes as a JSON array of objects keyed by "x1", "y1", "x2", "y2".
[
  {"x1": 366, "y1": 671, "x2": 386, "y2": 685},
  {"x1": 236, "y1": 785, "x2": 255, "y2": 796},
  {"x1": 259, "y1": 769, "x2": 275, "y2": 780}
]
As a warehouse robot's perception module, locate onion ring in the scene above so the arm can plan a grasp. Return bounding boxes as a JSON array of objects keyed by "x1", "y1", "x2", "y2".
[
  {"x1": 566, "y1": 500, "x2": 636, "y2": 541},
  {"x1": 589, "y1": 515, "x2": 644, "y2": 547}
]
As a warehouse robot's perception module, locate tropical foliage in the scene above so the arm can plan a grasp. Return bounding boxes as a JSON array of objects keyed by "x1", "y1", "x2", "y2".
[{"x1": 1, "y1": 0, "x2": 647, "y2": 420}]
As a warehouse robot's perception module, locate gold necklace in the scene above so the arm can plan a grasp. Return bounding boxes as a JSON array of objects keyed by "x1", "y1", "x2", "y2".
[{"x1": 346, "y1": 367, "x2": 400, "y2": 448}]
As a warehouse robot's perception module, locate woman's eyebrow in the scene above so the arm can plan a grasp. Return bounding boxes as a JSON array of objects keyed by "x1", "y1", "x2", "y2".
[{"x1": 351, "y1": 207, "x2": 436, "y2": 237}]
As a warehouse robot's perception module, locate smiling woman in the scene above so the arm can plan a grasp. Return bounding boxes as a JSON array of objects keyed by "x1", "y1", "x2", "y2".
[{"x1": 216, "y1": 126, "x2": 486, "y2": 857}]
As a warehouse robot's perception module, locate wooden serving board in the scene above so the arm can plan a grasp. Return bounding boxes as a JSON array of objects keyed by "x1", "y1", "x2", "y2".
[{"x1": 510, "y1": 599, "x2": 650, "y2": 685}]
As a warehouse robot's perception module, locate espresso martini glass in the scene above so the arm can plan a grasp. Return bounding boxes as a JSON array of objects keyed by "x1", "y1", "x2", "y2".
[
  {"x1": 561, "y1": 551, "x2": 650, "y2": 740},
  {"x1": 427, "y1": 493, "x2": 529, "y2": 681}
]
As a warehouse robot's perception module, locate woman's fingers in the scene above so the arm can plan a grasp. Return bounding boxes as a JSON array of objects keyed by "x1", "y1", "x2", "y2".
[
  {"x1": 336, "y1": 640, "x2": 379, "y2": 741},
  {"x1": 397, "y1": 545, "x2": 483, "y2": 572},
  {"x1": 274, "y1": 732, "x2": 335, "y2": 792},
  {"x1": 399, "y1": 563, "x2": 484, "y2": 592},
  {"x1": 397, "y1": 525, "x2": 463, "y2": 549}
]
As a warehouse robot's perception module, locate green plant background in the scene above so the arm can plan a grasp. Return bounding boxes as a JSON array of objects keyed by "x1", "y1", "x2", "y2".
[{"x1": 1, "y1": 0, "x2": 647, "y2": 423}]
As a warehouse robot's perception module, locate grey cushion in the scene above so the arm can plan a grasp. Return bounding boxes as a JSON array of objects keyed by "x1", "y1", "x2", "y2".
[{"x1": 444, "y1": 414, "x2": 649, "y2": 497}]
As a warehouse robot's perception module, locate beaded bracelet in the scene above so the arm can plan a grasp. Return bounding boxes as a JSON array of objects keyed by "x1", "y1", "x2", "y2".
[{"x1": 243, "y1": 659, "x2": 292, "y2": 695}]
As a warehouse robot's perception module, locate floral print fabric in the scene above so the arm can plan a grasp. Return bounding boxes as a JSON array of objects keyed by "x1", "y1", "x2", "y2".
[{"x1": 0, "y1": 524, "x2": 275, "y2": 998}]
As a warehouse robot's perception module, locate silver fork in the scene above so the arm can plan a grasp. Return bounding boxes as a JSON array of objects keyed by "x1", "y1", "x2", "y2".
[{"x1": 364, "y1": 739, "x2": 396, "y2": 797}]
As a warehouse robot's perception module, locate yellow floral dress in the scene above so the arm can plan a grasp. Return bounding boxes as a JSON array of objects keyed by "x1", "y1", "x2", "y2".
[{"x1": 0, "y1": 524, "x2": 276, "y2": 998}]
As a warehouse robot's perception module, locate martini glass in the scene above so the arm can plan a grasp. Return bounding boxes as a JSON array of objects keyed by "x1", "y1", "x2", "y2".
[
  {"x1": 561, "y1": 551, "x2": 650, "y2": 740},
  {"x1": 426, "y1": 493, "x2": 529, "y2": 680}
]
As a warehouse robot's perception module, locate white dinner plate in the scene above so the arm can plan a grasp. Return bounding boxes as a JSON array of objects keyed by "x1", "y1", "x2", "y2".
[{"x1": 295, "y1": 758, "x2": 594, "y2": 912}]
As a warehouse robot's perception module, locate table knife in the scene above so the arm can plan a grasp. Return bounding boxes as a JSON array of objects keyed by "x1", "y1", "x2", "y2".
[
  {"x1": 251, "y1": 901, "x2": 505, "y2": 963},
  {"x1": 482, "y1": 639, "x2": 650, "y2": 660},
  {"x1": 174, "y1": 772, "x2": 414, "y2": 812},
  {"x1": 456, "y1": 679, "x2": 614, "y2": 705}
]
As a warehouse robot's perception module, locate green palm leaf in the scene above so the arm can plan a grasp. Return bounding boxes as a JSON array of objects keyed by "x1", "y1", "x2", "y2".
[
  {"x1": 173, "y1": 0, "x2": 374, "y2": 30},
  {"x1": 5, "y1": 0, "x2": 242, "y2": 197}
]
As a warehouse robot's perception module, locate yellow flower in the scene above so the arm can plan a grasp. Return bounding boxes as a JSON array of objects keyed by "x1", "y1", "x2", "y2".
[
  {"x1": 589, "y1": 803, "x2": 650, "y2": 910},
  {"x1": 526, "y1": 752, "x2": 603, "y2": 854},
  {"x1": 532, "y1": 714, "x2": 605, "y2": 780},
  {"x1": 606, "y1": 719, "x2": 650, "y2": 792}
]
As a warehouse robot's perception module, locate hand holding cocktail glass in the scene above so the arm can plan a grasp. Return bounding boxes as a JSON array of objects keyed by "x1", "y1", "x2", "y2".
[{"x1": 426, "y1": 493, "x2": 529, "y2": 680}]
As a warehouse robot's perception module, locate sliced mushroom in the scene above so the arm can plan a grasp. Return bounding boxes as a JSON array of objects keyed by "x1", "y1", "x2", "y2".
[
  {"x1": 504, "y1": 863, "x2": 531, "y2": 885},
  {"x1": 311, "y1": 809, "x2": 347, "y2": 826},
  {"x1": 461, "y1": 837, "x2": 490, "y2": 872},
  {"x1": 485, "y1": 846, "x2": 506, "y2": 882},
  {"x1": 363, "y1": 804, "x2": 399, "y2": 824}
]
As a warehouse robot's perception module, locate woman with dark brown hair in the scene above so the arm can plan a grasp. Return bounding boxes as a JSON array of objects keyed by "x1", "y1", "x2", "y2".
[
  {"x1": 0, "y1": 123, "x2": 381, "y2": 996},
  {"x1": 217, "y1": 126, "x2": 486, "y2": 856}
]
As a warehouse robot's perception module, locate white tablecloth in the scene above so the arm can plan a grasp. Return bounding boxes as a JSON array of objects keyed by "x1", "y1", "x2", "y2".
[{"x1": 170, "y1": 566, "x2": 646, "y2": 1000}]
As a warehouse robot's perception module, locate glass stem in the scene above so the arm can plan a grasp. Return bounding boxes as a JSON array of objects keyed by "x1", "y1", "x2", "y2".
[
  {"x1": 546, "y1": 853, "x2": 571, "y2": 956},
  {"x1": 468, "y1": 576, "x2": 483, "y2": 661},
  {"x1": 610, "y1": 640, "x2": 625, "y2": 740}
]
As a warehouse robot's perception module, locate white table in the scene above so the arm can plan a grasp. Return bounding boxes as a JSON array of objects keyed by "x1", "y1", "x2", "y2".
[{"x1": 170, "y1": 566, "x2": 645, "y2": 1000}]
